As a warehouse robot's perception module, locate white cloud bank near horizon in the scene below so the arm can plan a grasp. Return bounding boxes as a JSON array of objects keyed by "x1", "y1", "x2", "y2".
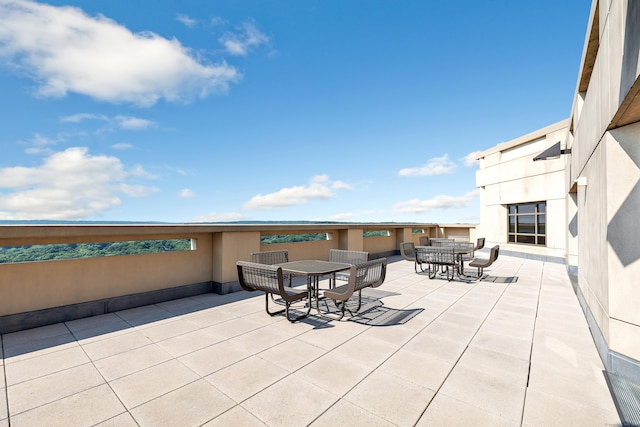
[
  {"x1": 399, "y1": 154, "x2": 457, "y2": 177},
  {"x1": 0, "y1": 0, "x2": 239, "y2": 106},
  {"x1": 190, "y1": 212, "x2": 250, "y2": 223},
  {"x1": 0, "y1": 147, "x2": 157, "y2": 220},
  {"x1": 393, "y1": 190, "x2": 480, "y2": 214},
  {"x1": 243, "y1": 175, "x2": 352, "y2": 210}
]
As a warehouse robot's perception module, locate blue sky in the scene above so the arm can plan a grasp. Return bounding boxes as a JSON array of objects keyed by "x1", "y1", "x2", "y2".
[{"x1": 0, "y1": 0, "x2": 590, "y2": 223}]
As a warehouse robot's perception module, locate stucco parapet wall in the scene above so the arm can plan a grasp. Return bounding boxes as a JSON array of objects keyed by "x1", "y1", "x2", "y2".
[
  {"x1": 0, "y1": 223, "x2": 440, "y2": 245},
  {"x1": 475, "y1": 119, "x2": 570, "y2": 160}
]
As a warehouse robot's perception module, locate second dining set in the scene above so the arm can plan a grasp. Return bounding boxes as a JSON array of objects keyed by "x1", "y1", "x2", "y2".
[{"x1": 401, "y1": 237, "x2": 500, "y2": 281}]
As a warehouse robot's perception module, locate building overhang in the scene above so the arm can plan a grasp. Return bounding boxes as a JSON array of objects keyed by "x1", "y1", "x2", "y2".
[{"x1": 533, "y1": 141, "x2": 571, "y2": 161}]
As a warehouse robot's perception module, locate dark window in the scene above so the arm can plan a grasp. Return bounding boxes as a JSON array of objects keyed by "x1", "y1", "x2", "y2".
[{"x1": 507, "y1": 202, "x2": 546, "y2": 246}]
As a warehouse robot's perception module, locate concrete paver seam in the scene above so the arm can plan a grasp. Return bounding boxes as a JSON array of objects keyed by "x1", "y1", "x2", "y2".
[
  {"x1": 69, "y1": 321, "x2": 136, "y2": 426},
  {"x1": 410, "y1": 274, "x2": 514, "y2": 425},
  {"x1": 409, "y1": 256, "x2": 526, "y2": 425},
  {"x1": 518, "y1": 260, "x2": 545, "y2": 427}
]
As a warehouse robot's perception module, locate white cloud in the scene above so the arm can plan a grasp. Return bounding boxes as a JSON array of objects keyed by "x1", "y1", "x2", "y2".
[
  {"x1": 190, "y1": 212, "x2": 250, "y2": 222},
  {"x1": 176, "y1": 14, "x2": 197, "y2": 28},
  {"x1": 211, "y1": 16, "x2": 227, "y2": 27},
  {"x1": 462, "y1": 151, "x2": 481, "y2": 167},
  {"x1": 243, "y1": 175, "x2": 349, "y2": 210},
  {"x1": 331, "y1": 180, "x2": 353, "y2": 190},
  {"x1": 219, "y1": 21, "x2": 269, "y2": 56},
  {"x1": 129, "y1": 165, "x2": 157, "y2": 179},
  {"x1": 398, "y1": 154, "x2": 456, "y2": 177},
  {"x1": 30, "y1": 133, "x2": 57, "y2": 146},
  {"x1": 330, "y1": 210, "x2": 377, "y2": 221},
  {"x1": 179, "y1": 188, "x2": 195, "y2": 198},
  {"x1": 61, "y1": 113, "x2": 154, "y2": 130},
  {"x1": 25, "y1": 147, "x2": 52, "y2": 155},
  {"x1": 23, "y1": 132, "x2": 64, "y2": 155},
  {"x1": 60, "y1": 113, "x2": 108, "y2": 123},
  {"x1": 393, "y1": 190, "x2": 480, "y2": 214},
  {"x1": 0, "y1": 147, "x2": 156, "y2": 220},
  {"x1": 114, "y1": 115, "x2": 155, "y2": 130},
  {"x1": 119, "y1": 183, "x2": 158, "y2": 197},
  {"x1": 330, "y1": 212, "x2": 355, "y2": 221},
  {"x1": 0, "y1": 0, "x2": 239, "y2": 106},
  {"x1": 111, "y1": 143, "x2": 133, "y2": 150}
]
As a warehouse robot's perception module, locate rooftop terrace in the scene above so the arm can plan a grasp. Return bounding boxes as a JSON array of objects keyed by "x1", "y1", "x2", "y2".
[{"x1": 0, "y1": 254, "x2": 621, "y2": 426}]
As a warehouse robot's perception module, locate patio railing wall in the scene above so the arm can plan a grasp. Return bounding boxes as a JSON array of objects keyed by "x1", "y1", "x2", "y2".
[{"x1": 0, "y1": 223, "x2": 475, "y2": 332}]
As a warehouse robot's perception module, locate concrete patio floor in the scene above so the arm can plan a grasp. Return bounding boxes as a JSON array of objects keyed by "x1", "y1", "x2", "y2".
[{"x1": 0, "y1": 254, "x2": 622, "y2": 426}]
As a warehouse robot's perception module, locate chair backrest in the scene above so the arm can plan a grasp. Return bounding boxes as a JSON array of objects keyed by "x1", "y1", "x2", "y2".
[
  {"x1": 418, "y1": 236, "x2": 431, "y2": 246},
  {"x1": 455, "y1": 241, "x2": 476, "y2": 260},
  {"x1": 329, "y1": 249, "x2": 369, "y2": 265},
  {"x1": 251, "y1": 250, "x2": 288, "y2": 265},
  {"x1": 431, "y1": 238, "x2": 455, "y2": 248},
  {"x1": 237, "y1": 261, "x2": 284, "y2": 295},
  {"x1": 349, "y1": 258, "x2": 387, "y2": 292},
  {"x1": 476, "y1": 238, "x2": 485, "y2": 250},
  {"x1": 419, "y1": 246, "x2": 455, "y2": 265},
  {"x1": 454, "y1": 241, "x2": 475, "y2": 251},
  {"x1": 490, "y1": 245, "x2": 499, "y2": 262},
  {"x1": 400, "y1": 242, "x2": 416, "y2": 262}
]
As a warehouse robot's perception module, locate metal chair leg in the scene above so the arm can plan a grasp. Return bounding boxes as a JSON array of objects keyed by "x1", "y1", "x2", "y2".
[
  {"x1": 428, "y1": 263, "x2": 437, "y2": 279},
  {"x1": 285, "y1": 300, "x2": 311, "y2": 322},
  {"x1": 265, "y1": 293, "x2": 285, "y2": 316}
]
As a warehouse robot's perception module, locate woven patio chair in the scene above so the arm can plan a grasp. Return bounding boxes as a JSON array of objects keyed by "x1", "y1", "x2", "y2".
[
  {"x1": 400, "y1": 242, "x2": 418, "y2": 272},
  {"x1": 457, "y1": 241, "x2": 476, "y2": 262},
  {"x1": 236, "y1": 261, "x2": 310, "y2": 322},
  {"x1": 320, "y1": 258, "x2": 387, "y2": 320},
  {"x1": 469, "y1": 245, "x2": 500, "y2": 279},
  {"x1": 419, "y1": 236, "x2": 431, "y2": 246},
  {"x1": 419, "y1": 246, "x2": 456, "y2": 281},
  {"x1": 401, "y1": 242, "x2": 428, "y2": 272},
  {"x1": 251, "y1": 250, "x2": 293, "y2": 286},
  {"x1": 430, "y1": 238, "x2": 456, "y2": 247},
  {"x1": 328, "y1": 249, "x2": 369, "y2": 286}
]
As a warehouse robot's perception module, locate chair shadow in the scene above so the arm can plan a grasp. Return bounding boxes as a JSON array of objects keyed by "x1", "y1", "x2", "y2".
[
  {"x1": 1, "y1": 285, "x2": 409, "y2": 358},
  {"x1": 347, "y1": 290, "x2": 423, "y2": 326},
  {"x1": 308, "y1": 288, "x2": 418, "y2": 327},
  {"x1": 483, "y1": 276, "x2": 519, "y2": 284}
]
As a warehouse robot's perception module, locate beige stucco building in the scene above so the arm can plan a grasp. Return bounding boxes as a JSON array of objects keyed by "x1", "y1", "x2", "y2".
[
  {"x1": 476, "y1": 119, "x2": 570, "y2": 263},
  {"x1": 476, "y1": 0, "x2": 640, "y2": 386}
]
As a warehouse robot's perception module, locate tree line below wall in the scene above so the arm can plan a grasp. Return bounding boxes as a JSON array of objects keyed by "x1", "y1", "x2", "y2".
[
  {"x1": 0, "y1": 239, "x2": 192, "y2": 264},
  {"x1": 0, "y1": 231, "x2": 395, "y2": 264},
  {"x1": 260, "y1": 231, "x2": 391, "y2": 245}
]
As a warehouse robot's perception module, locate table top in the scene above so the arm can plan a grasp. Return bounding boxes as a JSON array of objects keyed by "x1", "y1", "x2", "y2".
[{"x1": 276, "y1": 260, "x2": 352, "y2": 275}]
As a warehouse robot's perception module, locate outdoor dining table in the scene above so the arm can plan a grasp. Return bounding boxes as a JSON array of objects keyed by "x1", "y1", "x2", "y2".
[
  {"x1": 275, "y1": 259, "x2": 352, "y2": 302},
  {"x1": 417, "y1": 242, "x2": 475, "y2": 278}
]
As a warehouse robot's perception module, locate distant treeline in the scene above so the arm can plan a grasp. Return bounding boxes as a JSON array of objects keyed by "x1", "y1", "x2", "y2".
[
  {"x1": 261, "y1": 230, "x2": 391, "y2": 245},
  {"x1": 261, "y1": 233, "x2": 328, "y2": 245},
  {"x1": 0, "y1": 239, "x2": 192, "y2": 264},
  {"x1": 0, "y1": 231, "x2": 398, "y2": 263}
]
